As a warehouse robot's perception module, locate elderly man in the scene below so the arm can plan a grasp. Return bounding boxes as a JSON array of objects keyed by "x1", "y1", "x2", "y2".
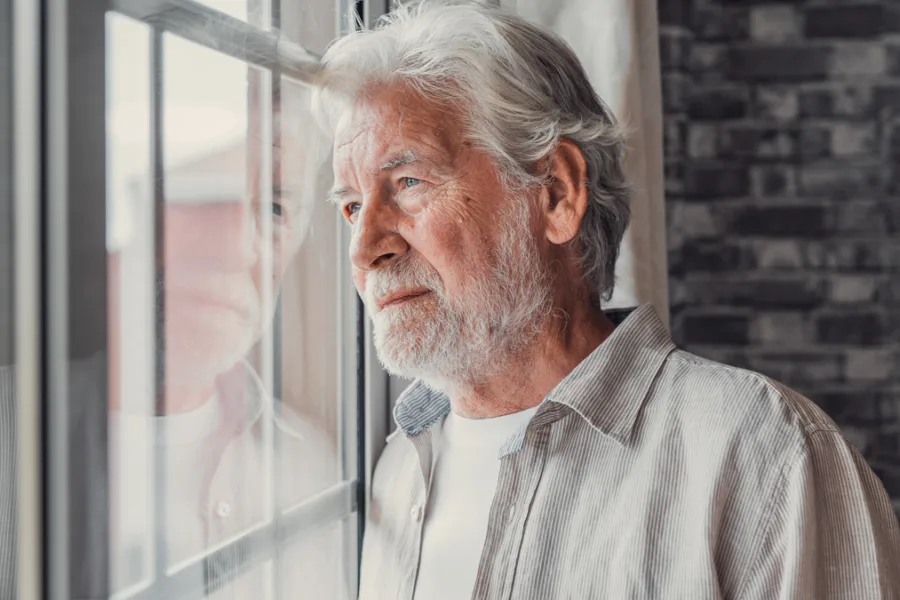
[{"x1": 317, "y1": 2, "x2": 900, "y2": 599}]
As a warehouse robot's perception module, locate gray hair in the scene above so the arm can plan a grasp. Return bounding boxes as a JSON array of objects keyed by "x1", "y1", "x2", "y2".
[{"x1": 317, "y1": 0, "x2": 631, "y2": 302}]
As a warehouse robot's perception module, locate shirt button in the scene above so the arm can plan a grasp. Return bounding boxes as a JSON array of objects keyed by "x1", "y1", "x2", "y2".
[
  {"x1": 410, "y1": 504, "x2": 423, "y2": 522},
  {"x1": 215, "y1": 501, "x2": 232, "y2": 519}
]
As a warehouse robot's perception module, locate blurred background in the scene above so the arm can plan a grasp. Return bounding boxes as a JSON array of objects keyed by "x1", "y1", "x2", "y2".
[{"x1": 659, "y1": 0, "x2": 900, "y2": 521}]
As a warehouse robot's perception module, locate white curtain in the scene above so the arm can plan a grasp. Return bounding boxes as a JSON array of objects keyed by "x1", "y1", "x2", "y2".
[{"x1": 503, "y1": 0, "x2": 670, "y2": 328}]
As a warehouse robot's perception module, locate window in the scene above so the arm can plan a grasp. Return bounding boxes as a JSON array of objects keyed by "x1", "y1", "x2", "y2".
[{"x1": 8, "y1": 0, "x2": 390, "y2": 598}]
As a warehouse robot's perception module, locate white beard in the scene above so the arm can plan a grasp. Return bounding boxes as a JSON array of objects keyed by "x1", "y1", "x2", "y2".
[{"x1": 365, "y1": 197, "x2": 555, "y2": 392}]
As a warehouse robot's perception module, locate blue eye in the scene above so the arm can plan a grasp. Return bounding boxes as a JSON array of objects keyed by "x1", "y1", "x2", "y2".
[
  {"x1": 402, "y1": 177, "x2": 422, "y2": 189},
  {"x1": 344, "y1": 202, "x2": 361, "y2": 222}
]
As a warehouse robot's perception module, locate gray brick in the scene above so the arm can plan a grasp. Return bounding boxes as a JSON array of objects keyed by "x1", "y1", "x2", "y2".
[
  {"x1": 662, "y1": 72, "x2": 689, "y2": 113},
  {"x1": 815, "y1": 390, "x2": 889, "y2": 428},
  {"x1": 829, "y1": 43, "x2": 887, "y2": 78},
  {"x1": 667, "y1": 202, "x2": 719, "y2": 247},
  {"x1": 750, "y1": 165, "x2": 798, "y2": 197},
  {"x1": 659, "y1": 28, "x2": 692, "y2": 72},
  {"x1": 687, "y1": 85, "x2": 749, "y2": 120},
  {"x1": 833, "y1": 201, "x2": 895, "y2": 235},
  {"x1": 805, "y1": 240, "x2": 895, "y2": 272},
  {"x1": 739, "y1": 350, "x2": 843, "y2": 385},
  {"x1": 798, "y1": 126, "x2": 832, "y2": 159},
  {"x1": 874, "y1": 465, "x2": 900, "y2": 497},
  {"x1": 805, "y1": 5, "x2": 895, "y2": 39},
  {"x1": 751, "y1": 312, "x2": 810, "y2": 346},
  {"x1": 755, "y1": 240, "x2": 805, "y2": 269},
  {"x1": 720, "y1": 126, "x2": 796, "y2": 160},
  {"x1": 729, "y1": 205, "x2": 829, "y2": 237},
  {"x1": 890, "y1": 44, "x2": 900, "y2": 77},
  {"x1": 679, "y1": 276, "x2": 826, "y2": 309},
  {"x1": 830, "y1": 122, "x2": 877, "y2": 157},
  {"x1": 816, "y1": 311, "x2": 885, "y2": 345},
  {"x1": 754, "y1": 86, "x2": 799, "y2": 121},
  {"x1": 799, "y1": 164, "x2": 884, "y2": 197},
  {"x1": 665, "y1": 160, "x2": 686, "y2": 196},
  {"x1": 889, "y1": 121, "x2": 900, "y2": 159},
  {"x1": 728, "y1": 46, "x2": 831, "y2": 82},
  {"x1": 845, "y1": 348, "x2": 897, "y2": 382},
  {"x1": 680, "y1": 313, "x2": 751, "y2": 345},
  {"x1": 658, "y1": 0, "x2": 690, "y2": 27},
  {"x1": 799, "y1": 84, "x2": 873, "y2": 119},
  {"x1": 670, "y1": 240, "x2": 754, "y2": 275},
  {"x1": 687, "y1": 123, "x2": 718, "y2": 159},
  {"x1": 750, "y1": 5, "x2": 802, "y2": 43},
  {"x1": 693, "y1": 6, "x2": 749, "y2": 42},
  {"x1": 875, "y1": 85, "x2": 900, "y2": 114},
  {"x1": 690, "y1": 43, "x2": 729, "y2": 76},
  {"x1": 829, "y1": 274, "x2": 880, "y2": 304},
  {"x1": 878, "y1": 279, "x2": 900, "y2": 303},
  {"x1": 664, "y1": 118, "x2": 686, "y2": 158},
  {"x1": 685, "y1": 165, "x2": 750, "y2": 198}
]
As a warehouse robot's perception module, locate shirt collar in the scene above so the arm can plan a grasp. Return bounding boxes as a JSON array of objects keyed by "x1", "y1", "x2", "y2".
[
  {"x1": 539, "y1": 303, "x2": 675, "y2": 445},
  {"x1": 392, "y1": 304, "x2": 675, "y2": 446}
]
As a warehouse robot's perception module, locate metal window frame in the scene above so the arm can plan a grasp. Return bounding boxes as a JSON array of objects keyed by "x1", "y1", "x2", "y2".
[
  {"x1": 13, "y1": 0, "x2": 43, "y2": 597},
  {"x1": 14, "y1": 0, "x2": 376, "y2": 598}
]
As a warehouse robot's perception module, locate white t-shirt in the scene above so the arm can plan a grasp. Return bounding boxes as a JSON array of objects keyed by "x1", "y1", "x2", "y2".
[{"x1": 414, "y1": 405, "x2": 539, "y2": 600}]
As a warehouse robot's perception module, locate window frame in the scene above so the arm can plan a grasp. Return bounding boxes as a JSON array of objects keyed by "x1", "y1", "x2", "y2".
[{"x1": 12, "y1": 0, "x2": 393, "y2": 598}]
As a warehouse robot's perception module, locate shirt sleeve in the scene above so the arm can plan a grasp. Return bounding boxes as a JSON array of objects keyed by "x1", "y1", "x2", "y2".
[{"x1": 738, "y1": 429, "x2": 900, "y2": 600}]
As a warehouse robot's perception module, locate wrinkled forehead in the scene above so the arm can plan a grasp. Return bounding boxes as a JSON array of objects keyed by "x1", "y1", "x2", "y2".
[{"x1": 332, "y1": 85, "x2": 463, "y2": 174}]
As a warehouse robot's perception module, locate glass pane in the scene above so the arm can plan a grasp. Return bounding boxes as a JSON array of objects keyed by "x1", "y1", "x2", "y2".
[
  {"x1": 106, "y1": 12, "x2": 350, "y2": 597},
  {"x1": 196, "y1": 0, "x2": 267, "y2": 26},
  {"x1": 107, "y1": 12, "x2": 156, "y2": 596},
  {"x1": 0, "y1": 0, "x2": 16, "y2": 595},
  {"x1": 280, "y1": 0, "x2": 339, "y2": 55},
  {"x1": 277, "y1": 516, "x2": 356, "y2": 598}
]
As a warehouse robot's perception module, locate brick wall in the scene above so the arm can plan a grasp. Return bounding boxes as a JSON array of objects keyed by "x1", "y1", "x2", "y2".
[{"x1": 659, "y1": 0, "x2": 900, "y2": 520}]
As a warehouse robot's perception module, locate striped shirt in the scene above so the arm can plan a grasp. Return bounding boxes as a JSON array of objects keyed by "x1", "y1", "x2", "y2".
[
  {"x1": 359, "y1": 304, "x2": 900, "y2": 600},
  {"x1": 0, "y1": 367, "x2": 16, "y2": 600}
]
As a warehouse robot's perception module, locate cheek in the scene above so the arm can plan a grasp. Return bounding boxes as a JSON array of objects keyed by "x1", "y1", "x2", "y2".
[{"x1": 404, "y1": 209, "x2": 482, "y2": 292}]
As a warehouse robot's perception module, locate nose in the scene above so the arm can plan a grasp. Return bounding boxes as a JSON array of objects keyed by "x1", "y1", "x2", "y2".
[{"x1": 349, "y1": 195, "x2": 409, "y2": 272}]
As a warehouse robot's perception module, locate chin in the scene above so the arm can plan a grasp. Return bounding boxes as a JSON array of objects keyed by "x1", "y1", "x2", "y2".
[{"x1": 163, "y1": 317, "x2": 257, "y2": 389}]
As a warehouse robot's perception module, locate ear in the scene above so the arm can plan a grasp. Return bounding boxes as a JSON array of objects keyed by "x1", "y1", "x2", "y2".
[{"x1": 542, "y1": 139, "x2": 589, "y2": 246}]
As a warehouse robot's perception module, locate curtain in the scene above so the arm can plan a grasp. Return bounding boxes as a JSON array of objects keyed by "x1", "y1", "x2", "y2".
[{"x1": 503, "y1": 0, "x2": 670, "y2": 328}]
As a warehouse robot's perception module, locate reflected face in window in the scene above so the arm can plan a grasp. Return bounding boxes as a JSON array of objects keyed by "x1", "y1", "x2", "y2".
[{"x1": 161, "y1": 106, "x2": 312, "y2": 392}]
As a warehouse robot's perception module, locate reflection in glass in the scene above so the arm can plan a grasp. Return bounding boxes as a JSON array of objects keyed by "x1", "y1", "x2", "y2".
[{"x1": 107, "y1": 13, "x2": 348, "y2": 598}]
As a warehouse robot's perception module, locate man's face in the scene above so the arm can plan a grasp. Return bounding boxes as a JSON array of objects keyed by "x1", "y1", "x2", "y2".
[
  {"x1": 162, "y1": 104, "x2": 312, "y2": 389},
  {"x1": 331, "y1": 85, "x2": 554, "y2": 386}
]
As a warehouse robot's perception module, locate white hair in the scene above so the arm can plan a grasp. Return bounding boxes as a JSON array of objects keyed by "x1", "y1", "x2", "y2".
[{"x1": 316, "y1": 0, "x2": 631, "y2": 302}]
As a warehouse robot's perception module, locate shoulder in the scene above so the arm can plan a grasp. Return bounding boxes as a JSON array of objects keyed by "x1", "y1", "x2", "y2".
[
  {"x1": 660, "y1": 348, "x2": 839, "y2": 437},
  {"x1": 647, "y1": 349, "x2": 852, "y2": 483}
]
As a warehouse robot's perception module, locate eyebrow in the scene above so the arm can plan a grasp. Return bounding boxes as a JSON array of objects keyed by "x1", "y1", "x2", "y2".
[
  {"x1": 325, "y1": 186, "x2": 352, "y2": 206},
  {"x1": 327, "y1": 149, "x2": 425, "y2": 205},
  {"x1": 378, "y1": 149, "x2": 420, "y2": 171}
]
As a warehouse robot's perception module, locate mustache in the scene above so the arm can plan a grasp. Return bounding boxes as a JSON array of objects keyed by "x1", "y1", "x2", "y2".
[{"x1": 365, "y1": 255, "x2": 444, "y2": 306}]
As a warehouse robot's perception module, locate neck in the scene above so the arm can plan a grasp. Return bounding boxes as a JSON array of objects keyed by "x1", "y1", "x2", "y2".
[{"x1": 448, "y1": 293, "x2": 615, "y2": 419}]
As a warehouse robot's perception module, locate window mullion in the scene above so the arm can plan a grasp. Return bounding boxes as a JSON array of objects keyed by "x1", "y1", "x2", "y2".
[{"x1": 112, "y1": 0, "x2": 321, "y2": 85}]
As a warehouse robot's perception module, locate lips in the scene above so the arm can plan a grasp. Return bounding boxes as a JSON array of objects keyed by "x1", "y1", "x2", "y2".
[{"x1": 377, "y1": 289, "x2": 431, "y2": 310}]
